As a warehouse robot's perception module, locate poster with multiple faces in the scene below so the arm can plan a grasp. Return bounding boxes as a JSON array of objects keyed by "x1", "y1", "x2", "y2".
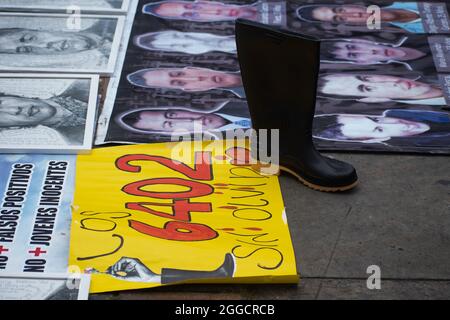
[
  {"x1": 301, "y1": 1, "x2": 450, "y2": 153},
  {"x1": 0, "y1": 0, "x2": 130, "y2": 14},
  {"x1": 0, "y1": 3, "x2": 133, "y2": 153},
  {"x1": 99, "y1": 0, "x2": 286, "y2": 144},
  {"x1": 99, "y1": 0, "x2": 450, "y2": 154}
]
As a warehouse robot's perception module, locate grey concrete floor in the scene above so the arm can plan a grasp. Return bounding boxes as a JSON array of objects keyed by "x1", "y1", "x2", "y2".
[{"x1": 94, "y1": 153, "x2": 450, "y2": 300}]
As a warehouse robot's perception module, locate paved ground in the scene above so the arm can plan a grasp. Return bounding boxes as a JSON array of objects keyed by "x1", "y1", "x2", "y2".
[{"x1": 94, "y1": 153, "x2": 450, "y2": 300}]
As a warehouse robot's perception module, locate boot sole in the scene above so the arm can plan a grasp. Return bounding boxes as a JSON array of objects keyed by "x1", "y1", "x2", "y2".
[{"x1": 279, "y1": 165, "x2": 358, "y2": 193}]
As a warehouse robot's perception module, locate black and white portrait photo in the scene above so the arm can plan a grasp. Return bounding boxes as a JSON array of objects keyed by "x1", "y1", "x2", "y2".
[
  {"x1": 0, "y1": 0, "x2": 130, "y2": 14},
  {"x1": 0, "y1": 74, "x2": 99, "y2": 153},
  {"x1": 0, "y1": 13, "x2": 125, "y2": 74},
  {"x1": 0, "y1": 273, "x2": 90, "y2": 300}
]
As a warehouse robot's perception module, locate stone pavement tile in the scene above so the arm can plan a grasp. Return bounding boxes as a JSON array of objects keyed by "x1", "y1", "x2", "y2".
[
  {"x1": 92, "y1": 278, "x2": 450, "y2": 300},
  {"x1": 314, "y1": 279, "x2": 450, "y2": 300},
  {"x1": 279, "y1": 174, "x2": 356, "y2": 277},
  {"x1": 242, "y1": 278, "x2": 450, "y2": 300},
  {"x1": 92, "y1": 284, "x2": 306, "y2": 300},
  {"x1": 93, "y1": 291, "x2": 245, "y2": 300},
  {"x1": 242, "y1": 283, "x2": 318, "y2": 300},
  {"x1": 91, "y1": 284, "x2": 253, "y2": 300},
  {"x1": 280, "y1": 153, "x2": 450, "y2": 279}
]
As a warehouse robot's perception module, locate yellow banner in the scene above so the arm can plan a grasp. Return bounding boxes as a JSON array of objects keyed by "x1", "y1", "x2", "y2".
[{"x1": 69, "y1": 141, "x2": 298, "y2": 293}]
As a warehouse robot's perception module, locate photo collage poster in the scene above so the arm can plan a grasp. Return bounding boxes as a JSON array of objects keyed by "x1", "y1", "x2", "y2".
[
  {"x1": 0, "y1": 1, "x2": 135, "y2": 153},
  {"x1": 0, "y1": 0, "x2": 131, "y2": 14},
  {"x1": 101, "y1": 0, "x2": 286, "y2": 144},
  {"x1": 288, "y1": 0, "x2": 450, "y2": 153},
  {"x1": 101, "y1": 0, "x2": 450, "y2": 154}
]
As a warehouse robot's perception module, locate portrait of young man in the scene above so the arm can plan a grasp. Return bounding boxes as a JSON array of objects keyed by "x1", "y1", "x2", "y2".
[
  {"x1": 317, "y1": 72, "x2": 446, "y2": 105},
  {"x1": 134, "y1": 30, "x2": 237, "y2": 55},
  {"x1": 127, "y1": 66, "x2": 245, "y2": 98},
  {"x1": 142, "y1": 0, "x2": 261, "y2": 22},
  {"x1": 313, "y1": 109, "x2": 450, "y2": 148},
  {"x1": 0, "y1": 77, "x2": 94, "y2": 147},
  {"x1": 115, "y1": 102, "x2": 251, "y2": 138},
  {"x1": 0, "y1": 14, "x2": 123, "y2": 73},
  {"x1": 320, "y1": 35, "x2": 433, "y2": 72},
  {"x1": 296, "y1": 2, "x2": 427, "y2": 33}
]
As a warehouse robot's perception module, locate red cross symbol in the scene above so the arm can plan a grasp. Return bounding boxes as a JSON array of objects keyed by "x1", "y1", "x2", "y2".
[
  {"x1": 29, "y1": 247, "x2": 47, "y2": 257},
  {"x1": 0, "y1": 245, "x2": 9, "y2": 255}
]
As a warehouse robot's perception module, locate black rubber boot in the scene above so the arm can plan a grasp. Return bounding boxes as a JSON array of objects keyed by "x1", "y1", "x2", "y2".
[
  {"x1": 235, "y1": 19, "x2": 358, "y2": 192},
  {"x1": 161, "y1": 253, "x2": 235, "y2": 284}
]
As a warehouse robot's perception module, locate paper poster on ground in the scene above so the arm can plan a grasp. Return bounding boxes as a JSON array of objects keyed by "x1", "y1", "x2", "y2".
[
  {"x1": 69, "y1": 141, "x2": 298, "y2": 293},
  {"x1": 0, "y1": 154, "x2": 76, "y2": 275}
]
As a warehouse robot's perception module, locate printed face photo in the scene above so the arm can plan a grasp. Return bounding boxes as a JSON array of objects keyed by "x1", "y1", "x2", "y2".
[
  {"x1": 336, "y1": 114, "x2": 429, "y2": 140},
  {"x1": 313, "y1": 113, "x2": 432, "y2": 143},
  {"x1": 0, "y1": 96, "x2": 58, "y2": 127},
  {"x1": 127, "y1": 67, "x2": 242, "y2": 92},
  {"x1": 319, "y1": 74, "x2": 442, "y2": 101},
  {"x1": 134, "y1": 30, "x2": 236, "y2": 54},
  {"x1": 0, "y1": 273, "x2": 90, "y2": 300},
  {"x1": 312, "y1": 5, "x2": 380, "y2": 24},
  {"x1": 322, "y1": 40, "x2": 426, "y2": 64},
  {"x1": 143, "y1": 0, "x2": 258, "y2": 22},
  {"x1": 0, "y1": 14, "x2": 124, "y2": 74},
  {"x1": 119, "y1": 109, "x2": 228, "y2": 133},
  {"x1": 297, "y1": 4, "x2": 420, "y2": 25},
  {"x1": 0, "y1": 29, "x2": 99, "y2": 55},
  {"x1": 0, "y1": 74, "x2": 99, "y2": 153}
]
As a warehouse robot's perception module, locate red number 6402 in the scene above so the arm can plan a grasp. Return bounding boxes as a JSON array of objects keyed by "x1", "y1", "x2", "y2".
[{"x1": 116, "y1": 152, "x2": 218, "y2": 242}]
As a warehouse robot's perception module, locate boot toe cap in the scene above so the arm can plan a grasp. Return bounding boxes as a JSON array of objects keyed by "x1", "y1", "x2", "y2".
[{"x1": 325, "y1": 157, "x2": 358, "y2": 187}]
